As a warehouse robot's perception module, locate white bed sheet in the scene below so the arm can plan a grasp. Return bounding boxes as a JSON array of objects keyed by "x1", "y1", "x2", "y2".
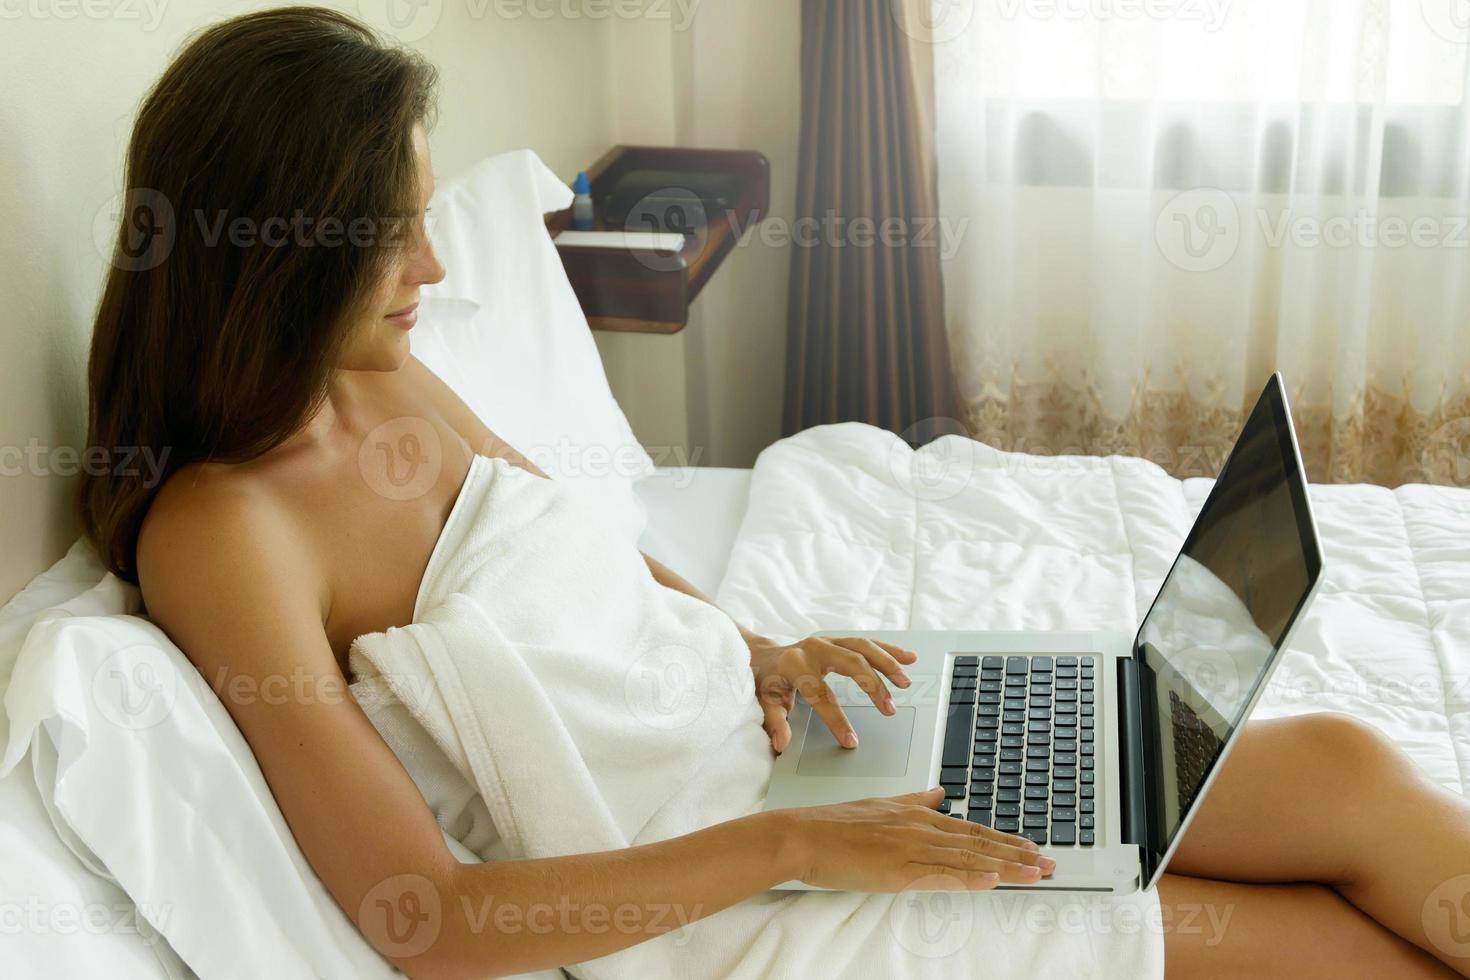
[{"x1": 634, "y1": 466, "x2": 753, "y2": 597}]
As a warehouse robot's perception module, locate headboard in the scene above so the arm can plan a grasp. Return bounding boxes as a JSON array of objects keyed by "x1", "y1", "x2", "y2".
[{"x1": 0, "y1": 1, "x2": 617, "y2": 603}]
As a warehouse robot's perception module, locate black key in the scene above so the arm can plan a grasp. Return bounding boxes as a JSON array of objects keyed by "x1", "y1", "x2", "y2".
[
  {"x1": 1080, "y1": 830, "x2": 1096, "y2": 846},
  {"x1": 1003, "y1": 710, "x2": 1025, "y2": 722},
  {"x1": 1021, "y1": 830, "x2": 1048, "y2": 845},
  {"x1": 1082, "y1": 693, "x2": 1095, "y2": 704},
  {"x1": 1029, "y1": 696, "x2": 1051, "y2": 708},
  {"x1": 1081, "y1": 816, "x2": 1095, "y2": 829},
  {"x1": 944, "y1": 785, "x2": 966, "y2": 800},
  {"x1": 1055, "y1": 753, "x2": 1077, "y2": 765},
  {"x1": 1054, "y1": 793, "x2": 1077, "y2": 807},
  {"x1": 1052, "y1": 807, "x2": 1076, "y2": 821},
  {"x1": 1028, "y1": 708, "x2": 1051, "y2": 720},
  {"x1": 1023, "y1": 815, "x2": 1047, "y2": 829},
  {"x1": 996, "y1": 802, "x2": 1021, "y2": 817},
  {"x1": 977, "y1": 715, "x2": 1000, "y2": 730},
  {"x1": 1000, "y1": 761, "x2": 1022, "y2": 775},
  {"x1": 953, "y1": 664, "x2": 979, "y2": 678},
  {"x1": 1004, "y1": 698, "x2": 1026, "y2": 712},
  {"x1": 1001, "y1": 722, "x2": 1023, "y2": 735},
  {"x1": 1026, "y1": 745, "x2": 1050, "y2": 759},
  {"x1": 1081, "y1": 801, "x2": 1095, "y2": 813},
  {"x1": 936, "y1": 799, "x2": 951, "y2": 814},
  {"x1": 981, "y1": 656, "x2": 1003, "y2": 670},
  {"x1": 997, "y1": 788, "x2": 1021, "y2": 803},
  {"x1": 998, "y1": 774, "x2": 1022, "y2": 788},
  {"x1": 1081, "y1": 680, "x2": 1095, "y2": 692},
  {"x1": 1026, "y1": 759, "x2": 1050, "y2": 772},
  {"x1": 970, "y1": 783, "x2": 993, "y2": 799},
  {"x1": 1058, "y1": 656, "x2": 1078, "y2": 667},
  {"x1": 1001, "y1": 735, "x2": 1025, "y2": 749},
  {"x1": 942, "y1": 701, "x2": 977, "y2": 767},
  {"x1": 1081, "y1": 786, "x2": 1095, "y2": 799},
  {"x1": 952, "y1": 676, "x2": 978, "y2": 689},
  {"x1": 1025, "y1": 800, "x2": 1048, "y2": 814},
  {"x1": 1056, "y1": 691, "x2": 1078, "y2": 703},
  {"x1": 1030, "y1": 656, "x2": 1054, "y2": 672},
  {"x1": 1081, "y1": 772, "x2": 1095, "y2": 784},
  {"x1": 1006, "y1": 657, "x2": 1028, "y2": 674},
  {"x1": 1027, "y1": 720, "x2": 1050, "y2": 733},
  {"x1": 1054, "y1": 766, "x2": 1076, "y2": 779},
  {"x1": 978, "y1": 700, "x2": 1001, "y2": 716},
  {"x1": 1026, "y1": 733, "x2": 1050, "y2": 745},
  {"x1": 1024, "y1": 786, "x2": 1049, "y2": 800},
  {"x1": 1081, "y1": 657, "x2": 1097, "y2": 668},
  {"x1": 980, "y1": 680, "x2": 1003, "y2": 693},
  {"x1": 981, "y1": 669, "x2": 1004, "y2": 682},
  {"x1": 1057, "y1": 678, "x2": 1078, "y2": 691},
  {"x1": 1051, "y1": 822, "x2": 1077, "y2": 845},
  {"x1": 974, "y1": 741, "x2": 998, "y2": 757},
  {"x1": 1082, "y1": 705, "x2": 1095, "y2": 716},
  {"x1": 1053, "y1": 780, "x2": 1077, "y2": 793},
  {"x1": 956, "y1": 656, "x2": 980, "y2": 666},
  {"x1": 1055, "y1": 740, "x2": 1077, "y2": 752},
  {"x1": 952, "y1": 688, "x2": 976, "y2": 705},
  {"x1": 1081, "y1": 758, "x2": 1095, "y2": 771},
  {"x1": 1025, "y1": 772, "x2": 1048, "y2": 785},
  {"x1": 969, "y1": 809, "x2": 993, "y2": 826},
  {"x1": 973, "y1": 767, "x2": 996, "y2": 783},
  {"x1": 1055, "y1": 727, "x2": 1077, "y2": 740},
  {"x1": 949, "y1": 811, "x2": 966, "y2": 819},
  {"x1": 997, "y1": 818, "x2": 1020, "y2": 833},
  {"x1": 978, "y1": 692, "x2": 1000, "y2": 705},
  {"x1": 941, "y1": 766, "x2": 969, "y2": 785},
  {"x1": 1000, "y1": 748, "x2": 1023, "y2": 762}
]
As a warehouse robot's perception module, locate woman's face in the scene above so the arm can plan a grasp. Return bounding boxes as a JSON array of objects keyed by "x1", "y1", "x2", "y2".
[{"x1": 338, "y1": 122, "x2": 446, "y2": 372}]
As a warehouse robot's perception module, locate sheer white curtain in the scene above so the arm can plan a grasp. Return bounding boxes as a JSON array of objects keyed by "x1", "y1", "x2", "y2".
[{"x1": 932, "y1": 0, "x2": 1470, "y2": 485}]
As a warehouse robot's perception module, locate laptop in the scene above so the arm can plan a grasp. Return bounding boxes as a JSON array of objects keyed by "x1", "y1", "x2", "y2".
[{"x1": 763, "y1": 373, "x2": 1324, "y2": 894}]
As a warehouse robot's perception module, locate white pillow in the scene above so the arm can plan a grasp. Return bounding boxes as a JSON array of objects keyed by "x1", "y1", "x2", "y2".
[
  {"x1": 0, "y1": 570, "x2": 571, "y2": 980},
  {"x1": 413, "y1": 148, "x2": 654, "y2": 542}
]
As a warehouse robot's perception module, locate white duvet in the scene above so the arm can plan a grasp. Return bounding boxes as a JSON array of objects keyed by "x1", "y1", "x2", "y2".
[{"x1": 716, "y1": 422, "x2": 1470, "y2": 810}]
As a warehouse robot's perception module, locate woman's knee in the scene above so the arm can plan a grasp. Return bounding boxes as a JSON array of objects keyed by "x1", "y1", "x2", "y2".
[{"x1": 1275, "y1": 712, "x2": 1402, "y2": 786}]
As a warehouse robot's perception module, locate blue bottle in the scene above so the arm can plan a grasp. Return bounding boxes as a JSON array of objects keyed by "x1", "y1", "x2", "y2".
[{"x1": 572, "y1": 171, "x2": 594, "y2": 230}]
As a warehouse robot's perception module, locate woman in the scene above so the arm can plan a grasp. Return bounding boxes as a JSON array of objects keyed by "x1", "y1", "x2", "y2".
[{"x1": 79, "y1": 7, "x2": 1470, "y2": 978}]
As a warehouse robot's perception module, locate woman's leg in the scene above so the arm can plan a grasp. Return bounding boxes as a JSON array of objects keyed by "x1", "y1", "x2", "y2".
[{"x1": 1160, "y1": 713, "x2": 1470, "y2": 976}]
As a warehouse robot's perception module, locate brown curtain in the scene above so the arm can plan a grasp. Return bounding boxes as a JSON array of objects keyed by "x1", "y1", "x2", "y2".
[{"x1": 783, "y1": 0, "x2": 961, "y2": 442}]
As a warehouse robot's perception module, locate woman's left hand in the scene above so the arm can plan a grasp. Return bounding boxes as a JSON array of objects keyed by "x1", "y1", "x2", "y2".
[{"x1": 746, "y1": 635, "x2": 919, "y2": 754}]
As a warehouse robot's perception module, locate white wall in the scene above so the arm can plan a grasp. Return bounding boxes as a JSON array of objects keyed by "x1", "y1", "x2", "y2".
[
  {"x1": 593, "y1": 0, "x2": 801, "y2": 470},
  {"x1": 0, "y1": 0, "x2": 616, "y2": 600}
]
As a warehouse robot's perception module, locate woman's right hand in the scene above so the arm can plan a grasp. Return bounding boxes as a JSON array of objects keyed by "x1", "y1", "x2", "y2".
[{"x1": 778, "y1": 786, "x2": 1057, "y2": 892}]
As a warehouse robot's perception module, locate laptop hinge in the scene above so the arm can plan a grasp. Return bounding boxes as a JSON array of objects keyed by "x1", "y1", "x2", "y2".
[{"x1": 1116, "y1": 654, "x2": 1152, "y2": 876}]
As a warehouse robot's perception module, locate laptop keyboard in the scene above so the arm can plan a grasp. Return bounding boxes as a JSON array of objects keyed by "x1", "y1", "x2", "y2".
[{"x1": 937, "y1": 655, "x2": 1098, "y2": 847}]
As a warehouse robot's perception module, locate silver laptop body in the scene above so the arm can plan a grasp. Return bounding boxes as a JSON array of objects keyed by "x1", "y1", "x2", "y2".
[{"x1": 763, "y1": 374, "x2": 1324, "y2": 895}]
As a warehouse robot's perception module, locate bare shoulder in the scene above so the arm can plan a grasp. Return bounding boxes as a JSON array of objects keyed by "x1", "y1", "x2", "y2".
[
  {"x1": 399, "y1": 352, "x2": 548, "y2": 477},
  {"x1": 137, "y1": 461, "x2": 327, "y2": 660}
]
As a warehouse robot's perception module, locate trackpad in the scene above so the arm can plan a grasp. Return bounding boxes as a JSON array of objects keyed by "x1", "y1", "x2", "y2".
[{"x1": 795, "y1": 706, "x2": 915, "y2": 777}]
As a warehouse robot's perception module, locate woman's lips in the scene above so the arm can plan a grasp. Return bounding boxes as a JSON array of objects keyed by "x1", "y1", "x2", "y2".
[{"x1": 385, "y1": 301, "x2": 419, "y2": 330}]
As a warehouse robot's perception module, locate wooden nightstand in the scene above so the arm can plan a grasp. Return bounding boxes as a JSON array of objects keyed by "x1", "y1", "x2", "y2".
[{"x1": 545, "y1": 145, "x2": 770, "y2": 334}]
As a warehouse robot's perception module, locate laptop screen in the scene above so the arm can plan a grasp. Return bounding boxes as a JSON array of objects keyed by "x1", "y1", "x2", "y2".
[{"x1": 1132, "y1": 375, "x2": 1322, "y2": 871}]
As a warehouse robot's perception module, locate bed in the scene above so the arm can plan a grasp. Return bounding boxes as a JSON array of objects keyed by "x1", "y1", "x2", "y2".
[{"x1": 3, "y1": 147, "x2": 1467, "y2": 978}]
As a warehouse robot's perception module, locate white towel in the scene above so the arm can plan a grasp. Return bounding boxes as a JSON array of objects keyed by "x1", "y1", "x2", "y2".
[{"x1": 349, "y1": 454, "x2": 1165, "y2": 979}]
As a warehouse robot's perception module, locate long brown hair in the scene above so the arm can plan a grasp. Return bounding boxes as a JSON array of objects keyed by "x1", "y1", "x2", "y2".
[{"x1": 79, "y1": 6, "x2": 438, "y2": 583}]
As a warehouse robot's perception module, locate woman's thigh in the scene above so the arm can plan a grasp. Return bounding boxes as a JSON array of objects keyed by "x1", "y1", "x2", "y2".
[{"x1": 1157, "y1": 873, "x2": 1455, "y2": 978}]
